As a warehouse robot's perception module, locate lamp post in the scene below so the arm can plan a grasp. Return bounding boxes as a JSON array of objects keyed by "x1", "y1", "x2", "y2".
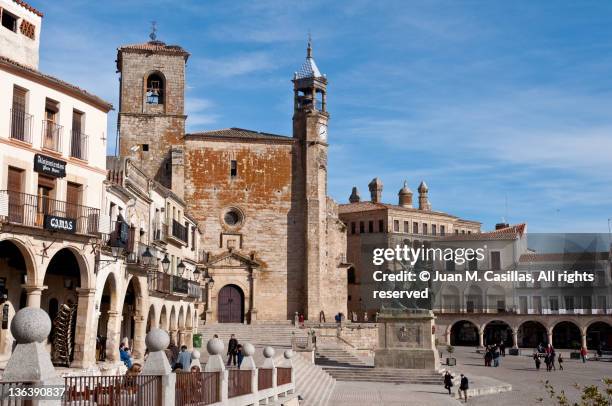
[
  {"x1": 141, "y1": 247, "x2": 153, "y2": 267},
  {"x1": 161, "y1": 254, "x2": 170, "y2": 273},
  {"x1": 177, "y1": 260, "x2": 186, "y2": 277}
]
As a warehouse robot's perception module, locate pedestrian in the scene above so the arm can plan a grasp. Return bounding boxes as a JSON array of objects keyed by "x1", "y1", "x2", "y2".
[
  {"x1": 484, "y1": 347, "x2": 492, "y2": 367},
  {"x1": 550, "y1": 347, "x2": 556, "y2": 371},
  {"x1": 458, "y1": 373, "x2": 469, "y2": 403},
  {"x1": 227, "y1": 334, "x2": 238, "y2": 366},
  {"x1": 500, "y1": 342, "x2": 505, "y2": 357},
  {"x1": 298, "y1": 313, "x2": 305, "y2": 328},
  {"x1": 176, "y1": 345, "x2": 192, "y2": 371},
  {"x1": 237, "y1": 344, "x2": 244, "y2": 368},
  {"x1": 580, "y1": 346, "x2": 588, "y2": 363},
  {"x1": 119, "y1": 343, "x2": 133, "y2": 369},
  {"x1": 597, "y1": 345, "x2": 603, "y2": 360},
  {"x1": 545, "y1": 354, "x2": 551, "y2": 372},
  {"x1": 443, "y1": 371, "x2": 454, "y2": 395},
  {"x1": 533, "y1": 353, "x2": 541, "y2": 370},
  {"x1": 558, "y1": 353, "x2": 563, "y2": 370},
  {"x1": 493, "y1": 346, "x2": 500, "y2": 367}
]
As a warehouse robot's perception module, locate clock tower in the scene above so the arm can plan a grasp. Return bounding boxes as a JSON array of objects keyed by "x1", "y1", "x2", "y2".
[{"x1": 292, "y1": 39, "x2": 330, "y2": 319}]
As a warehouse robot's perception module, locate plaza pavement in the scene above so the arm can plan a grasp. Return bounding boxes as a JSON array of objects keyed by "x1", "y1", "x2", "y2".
[{"x1": 443, "y1": 346, "x2": 612, "y2": 405}]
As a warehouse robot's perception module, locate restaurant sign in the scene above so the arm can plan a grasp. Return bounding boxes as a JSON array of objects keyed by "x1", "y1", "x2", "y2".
[{"x1": 34, "y1": 154, "x2": 66, "y2": 178}]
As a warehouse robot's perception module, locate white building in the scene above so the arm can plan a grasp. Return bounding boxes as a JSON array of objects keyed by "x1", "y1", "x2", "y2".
[{"x1": 0, "y1": 0, "x2": 112, "y2": 368}]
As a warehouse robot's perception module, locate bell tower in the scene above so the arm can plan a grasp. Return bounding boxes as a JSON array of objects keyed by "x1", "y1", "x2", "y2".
[
  {"x1": 292, "y1": 38, "x2": 329, "y2": 319},
  {"x1": 116, "y1": 32, "x2": 189, "y2": 193}
]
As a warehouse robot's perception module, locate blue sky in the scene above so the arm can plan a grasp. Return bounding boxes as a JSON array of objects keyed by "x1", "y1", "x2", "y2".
[{"x1": 29, "y1": 0, "x2": 612, "y2": 233}]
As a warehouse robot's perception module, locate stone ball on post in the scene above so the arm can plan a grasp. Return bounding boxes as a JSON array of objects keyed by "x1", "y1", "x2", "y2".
[
  {"x1": 242, "y1": 342, "x2": 255, "y2": 357},
  {"x1": 284, "y1": 349, "x2": 295, "y2": 359},
  {"x1": 11, "y1": 307, "x2": 51, "y2": 344},
  {"x1": 263, "y1": 346, "x2": 275, "y2": 359},
  {"x1": 145, "y1": 328, "x2": 170, "y2": 352},
  {"x1": 191, "y1": 350, "x2": 201, "y2": 360},
  {"x1": 207, "y1": 338, "x2": 224, "y2": 355}
]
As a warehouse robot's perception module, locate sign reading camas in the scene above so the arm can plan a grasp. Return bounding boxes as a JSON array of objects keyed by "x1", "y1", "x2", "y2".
[{"x1": 44, "y1": 215, "x2": 76, "y2": 233}]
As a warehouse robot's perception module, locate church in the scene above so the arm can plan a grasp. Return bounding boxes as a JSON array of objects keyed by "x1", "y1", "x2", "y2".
[{"x1": 115, "y1": 37, "x2": 349, "y2": 323}]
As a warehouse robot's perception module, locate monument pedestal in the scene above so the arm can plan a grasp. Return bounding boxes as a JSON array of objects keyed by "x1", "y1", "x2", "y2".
[{"x1": 375, "y1": 309, "x2": 440, "y2": 370}]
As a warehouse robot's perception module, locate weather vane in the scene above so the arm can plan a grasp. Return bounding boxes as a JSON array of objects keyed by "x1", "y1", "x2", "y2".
[{"x1": 149, "y1": 21, "x2": 157, "y2": 41}]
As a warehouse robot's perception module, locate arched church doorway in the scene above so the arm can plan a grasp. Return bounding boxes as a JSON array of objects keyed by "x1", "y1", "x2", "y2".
[{"x1": 218, "y1": 285, "x2": 244, "y2": 323}]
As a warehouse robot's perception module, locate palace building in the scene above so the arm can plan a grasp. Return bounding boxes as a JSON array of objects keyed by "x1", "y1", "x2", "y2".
[{"x1": 115, "y1": 38, "x2": 349, "y2": 324}]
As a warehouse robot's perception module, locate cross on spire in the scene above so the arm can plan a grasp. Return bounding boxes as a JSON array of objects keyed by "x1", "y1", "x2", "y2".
[
  {"x1": 149, "y1": 21, "x2": 157, "y2": 41},
  {"x1": 307, "y1": 32, "x2": 312, "y2": 58}
]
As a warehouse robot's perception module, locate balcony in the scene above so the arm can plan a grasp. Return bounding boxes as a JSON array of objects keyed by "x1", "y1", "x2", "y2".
[
  {"x1": 70, "y1": 130, "x2": 88, "y2": 161},
  {"x1": 42, "y1": 120, "x2": 62, "y2": 153},
  {"x1": 0, "y1": 190, "x2": 100, "y2": 235},
  {"x1": 147, "y1": 271, "x2": 199, "y2": 298},
  {"x1": 127, "y1": 242, "x2": 159, "y2": 267},
  {"x1": 169, "y1": 219, "x2": 188, "y2": 244},
  {"x1": 171, "y1": 275, "x2": 189, "y2": 294},
  {"x1": 9, "y1": 109, "x2": 33, "y2": 143}
]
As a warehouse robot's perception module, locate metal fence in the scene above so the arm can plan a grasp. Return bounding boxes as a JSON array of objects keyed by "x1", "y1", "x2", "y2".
[
  {"x1": 9, "y1": 109, "x2": 33, "y2": 144},
  {"x1": 175, "y1": 371, "x2": 220, "y2": 405},
  {"x1": 0, "y1": 381, "x2": 35, "y2": 406},
  {"x1": 0, "y1": 190, "x2": 100, "y2": 235},
  {"x1": 70, "y1": 130, "x2": 88, "y2": 161},
  {"x1": 42, "y1": 120, "x2": 62, "y2": 153},
  {"x1": 257, "y1": 369, "x2": 273, "y2": 391},
  {"x1": 228, "y1": 370, "x2": 251, "y2": 398},
  {"x1": 63, "y1": 375, "x2": 161, "y2": 406},
  {"x1": 276, "y1": 368, "x2": 292, "y2": 386}
]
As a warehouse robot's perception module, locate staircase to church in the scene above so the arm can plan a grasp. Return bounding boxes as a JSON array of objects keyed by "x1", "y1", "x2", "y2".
[
  {"x1": 315, "y1": 346, "x2": 443, "y2": 385},
  {"x1": 196, "y1": 322, "x2": 335, "y2": 405}
]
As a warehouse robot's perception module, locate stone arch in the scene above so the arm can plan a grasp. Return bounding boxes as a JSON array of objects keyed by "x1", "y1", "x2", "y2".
[
  {"x1": 441, "y1": 285, "x2": 460, "y2": 312},
  {"x1": 464, "y1": 284, "x2": 483, "y2": 313},
  {"x1": 96, "y1": 271, "x2": 121, "y2": 362},
  {"x1": 0, "y1": 237, "x2": 37, "y2": 285},
  {"x1": 217, "y1": 284, "x2": 245, "y2": 323},
  {"x1": 120, "y1": 276, "x2": 146, "y2": 351},
  {"x1": 450, "y1": 320, "x2": 479, "y2": 346},
  {"x1": 586, "y1": 321, "x2": 611, "y2": 350},
  {"x1": 552, "y1": 320, "x2": 581, "y2": 349},
  {"x1": 43, "y1": 245, "x2": 92, "y2": 289},
  {"x1": 144, "y1": 70, "x2": 166, "y2": 105},
  {"x1": 483, "y1": 319, "x2": 513, "y2": 347},
  {"x1": 517, "y1": 320, "x2": 548, "y2": 348},
  {"x1": 159, "y1": 305, "x2": 168, "y2": 331}
]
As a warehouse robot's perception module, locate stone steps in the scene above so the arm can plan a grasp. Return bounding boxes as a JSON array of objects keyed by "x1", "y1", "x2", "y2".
[
  {"x1": 196, "y1": 323, "x2": 308, "y2": 348},
  {"x1": 292, "y1": 354, "x2": 335, "y2": 406}
]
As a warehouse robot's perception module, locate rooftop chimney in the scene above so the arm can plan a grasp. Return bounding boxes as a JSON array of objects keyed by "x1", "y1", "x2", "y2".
[
  {"x1": 417, "y1": 181, "x2": 431, "y2": 211},
  {"x1": 368, "y1": 178, "x2": 383, "y2": 203},
  {"x1": 398, "y1": 181, "x2": 413, "y2": 208},
  {"x1": 349, "y1": 187, "x2": 361, "y2": 203}
]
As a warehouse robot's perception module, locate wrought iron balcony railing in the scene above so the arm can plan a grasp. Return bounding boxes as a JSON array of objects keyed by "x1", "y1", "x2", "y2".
[
  {"x1": 70, "y1": 130, "x2": 88, "y2": 161},
  {"x1": 9, "y1": 109, "x2": 33, "y2": 143},
  {"x1": 42, "y1": 120, "x2": 62, "y2": 153},
  {"x1": 171, "y1": 219, "x2": 188, "y2": 243},
  {"x1": 0, "y1": 190, "x2": 100, "y2": 235}
]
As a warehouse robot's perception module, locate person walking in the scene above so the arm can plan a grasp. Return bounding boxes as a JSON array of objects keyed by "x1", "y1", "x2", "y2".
[
  {"x1": 558, "y1": 353, "x2": 564, "y2": 370},
  {"x1": 500, "y1": 342, "x2": 505, "y2": 357},
  {"x1": 237, "y1": 344, "x2": 244, "y2": 368},
  {"x1": 493, "y1": 346, "x2": 500, "y2": 367},
  {"x1": 550, "y1": 347, "x2": 556, "y2": 371},
  {"x1": 459, "y1": 374, "x2": 469, "y2": 403},
  {"x1": 443, "y1": 371, "x2": 454, "y2": 395},
  {"x1": 533, "y1": 353, "x2": 541, "y2": 370},
  {"x1": 227, "y1": 334, "x2": 238, "y2": 366},
  {"x1": 580, "y1": 346, "x2": 588, "y2": 363},
  {"x1": 176, "y1": 345, "x2": 192, "y2": 371}
]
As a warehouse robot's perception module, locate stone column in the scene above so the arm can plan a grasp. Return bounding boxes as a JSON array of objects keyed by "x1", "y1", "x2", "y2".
[
  {"x1": 445, "y1": 329, "x2": 451, "y2": 346},
  {"x1": 178, "y1": 330, "x2": 185, "y2": 347},
  {"x1": 239, "y1": 343, "x2": 257, "y2": 400},
  {"x1": 23, "y1": 285, "x2": 47, "y2": 308},
  {"x1": 142, "y1": 329, "x2": 175, "y2": 406},
  {"x1": 250, "y1": 272, "x2": 258, "y2": 324},
  {"x1": 547, "y1": 328, "x2": 553, "y2": 346},
  {"x1": 185, "y1": 328, "x2": 193, "y2": 350},
  {"x1": 512, "y1": 328, "x2": 519, "y2": 349},
  {"x1": 581, "y1": 327, "x2": 587, "y2": 349},
  {"x1": 262, "y1": 346, "x2": 277, "y2": 400},
  {"x1": 170, "y1": 329, "x2": 178, "y2": 346},
  {"x1": 132, "y1": 314, "x2": 146, "y2": 361},
  {"x1": 105, "y1": 310, "x2": 122, "y2": 362},
  {"x1": 72, "y1": 288, "x2": 96, "y2": 368},
  {"x1": 205, "y1": 282, "x2": 215, "y2": 323},
  {"x1": 283, "y1": 349, "x2": 296, "y2": 394},
  {"x1": 478, "y1": 328, "x2": 484, "y2": 347}
]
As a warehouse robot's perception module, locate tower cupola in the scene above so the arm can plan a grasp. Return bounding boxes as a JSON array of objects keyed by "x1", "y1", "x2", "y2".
[{"x1": 398, "y1": 181, "x2": 413, "y2": 208}]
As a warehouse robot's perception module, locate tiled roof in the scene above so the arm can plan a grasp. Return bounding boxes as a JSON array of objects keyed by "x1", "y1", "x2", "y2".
[
  {"x1": 12, "y1": 0, "x2": 43, "y2": 17},
  {"x1": 0, "y1": 56, "x2": 113, "y2": 112},
  {"x1": 186, "y1": 127, "x2": 293, "y2": 142},
  {"x1": 338, "y1": 201, "x2": 479, "y2": 223},
  {"x1": 439, "y1": 223, "x2": 526, "y2": 241},
  {"x1": 118, "y1": 41, "x2": 190, "y2": 58},
  {"x1": 295, "y1": 56, "x2": 322, "y2": 79},
  {"x1": 519, "y1": 252, "x2": 609, "y2": 263}
]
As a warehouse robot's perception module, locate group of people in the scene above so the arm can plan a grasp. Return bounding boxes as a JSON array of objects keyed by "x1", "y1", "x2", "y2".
[
  {"x1": 533, "y1": 343, "x2": 563, "y2": 371},
  {"x1": 226, "y1": 334, "x2": 245, "y2": 368},
  {"x1": 443, "y1": 371, "x2": 469, "y2": 402},
  {"x1": 483, "y1": 342, "x2": 505, "y2": 367},
  {"x1": 165, "y1": 342, "x2": 201, "y2": 372}
]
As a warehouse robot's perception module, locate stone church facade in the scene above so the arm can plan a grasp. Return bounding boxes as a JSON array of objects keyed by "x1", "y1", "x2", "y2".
[{"x1": 116, "y1": 39, "x2": 348, "y2": 323}]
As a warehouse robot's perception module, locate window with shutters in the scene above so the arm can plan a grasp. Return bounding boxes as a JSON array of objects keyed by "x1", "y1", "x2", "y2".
[
  {"x1": 491, "y1": 251, "x2": 501, "y2": 271},
  {"x1": 10, "y1": 86, "x2": 31, "y2": 142},
  {"x1": 66, "y1": 182, "x2": 82, "y2": 219},
  {"x1": 7, "y1": 167, "x2": 24, "y2": 223}
]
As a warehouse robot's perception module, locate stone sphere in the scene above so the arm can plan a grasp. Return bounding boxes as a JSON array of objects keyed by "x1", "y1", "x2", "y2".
[
  {"x1": 191, "y1": 350, "x2": 201, "y2": 360},
  {"x1": 207, "y1": 338, "x2": 224, "y2": 355},
  {"x1": 284, "y1": 349, "x2": 295, "y2": 359},
  {"x1": 263, "y1": 346, "x2": 275, "y2": 358},
  {"x1": 11, "y1": 307, "x2": 51, "y2": 344},
  {"x1": 145, "y1": 328, "x2": 170, "y2": 352},
  {"x1": 242, "y1": 342, "x2": 255, "y2": 356}
]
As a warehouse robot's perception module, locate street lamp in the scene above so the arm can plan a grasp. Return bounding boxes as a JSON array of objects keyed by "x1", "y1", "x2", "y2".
[
  {"x1": 141, "y1": 247, "x2": 153, "y2": 267},
  {"x1": 177, "y1": 260, "x2": 186, "y2": 277},
  {"x1": 193, "y1": 267, "x2": 201, "y2": 281},
  {"x1": 161, "y1": 254, "x2": 170, "y2": 273}
]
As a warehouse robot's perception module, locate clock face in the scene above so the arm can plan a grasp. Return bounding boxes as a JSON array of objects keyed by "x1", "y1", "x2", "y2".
[{"x1": 318, "y1": 124, "x2": 328, "y2": 141}]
